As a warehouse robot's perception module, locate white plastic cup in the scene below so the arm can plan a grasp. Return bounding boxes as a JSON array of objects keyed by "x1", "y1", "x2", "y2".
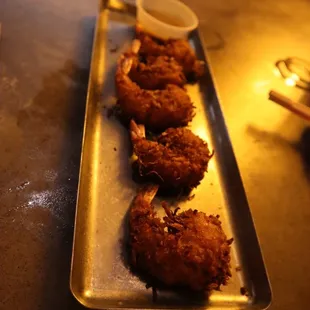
[{"x1": 136, "y1": 0, "x2": 199, "y2": 40}]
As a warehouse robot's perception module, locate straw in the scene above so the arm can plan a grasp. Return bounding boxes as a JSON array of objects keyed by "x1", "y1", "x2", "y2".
[{"x1": 268, "y1": 90, "x2": 310, "y2": 121}]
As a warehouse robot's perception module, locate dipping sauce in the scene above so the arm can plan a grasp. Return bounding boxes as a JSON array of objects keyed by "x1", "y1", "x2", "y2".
[{"x1": 145, "y1": 9, "x2": 187, "y2": 27}]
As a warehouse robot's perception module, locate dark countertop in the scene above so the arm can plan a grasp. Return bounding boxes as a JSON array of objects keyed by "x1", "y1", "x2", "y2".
[{"x1": 1, "y1": 0, "x2": 310, "y2": 309}]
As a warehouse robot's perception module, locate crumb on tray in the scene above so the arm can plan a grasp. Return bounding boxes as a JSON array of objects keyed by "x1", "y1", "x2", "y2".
[
  {"x1": 110, "y1": 45, "x2": 119, "y2": 53},
  {"x1": 240, "y1": 287, "x2": 249, "y2": 296},
  {"x1": 188, "y1": 194, "x2": 195, "y2": 201}
]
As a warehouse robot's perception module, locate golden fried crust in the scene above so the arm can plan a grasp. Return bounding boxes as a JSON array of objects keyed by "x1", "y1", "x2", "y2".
[
  {"x1": 136, "y1": 30, "x2": 205, "y2": 80},
  {"x1": 130, "y1": 56, "x2": 186, "y2": 90},
  {"x1": 133, "y1": 128, "x2": 213, "y2": 188},
  {"x1": 115, "y1": 70, "x2": 194, "y2": 131},
  {"x1": 130, "y1": 191, "x2": 233, "y2": 291}
]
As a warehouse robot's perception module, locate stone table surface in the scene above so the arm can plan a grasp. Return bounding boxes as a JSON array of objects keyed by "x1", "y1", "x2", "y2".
[{"x1": 1, "y1": 0, "x2": 310, "y2": 309}]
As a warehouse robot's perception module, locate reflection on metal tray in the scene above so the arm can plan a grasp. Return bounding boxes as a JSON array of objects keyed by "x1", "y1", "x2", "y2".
[{"x1": 70, "y1": 0, "x2": 272, "y2": 309}]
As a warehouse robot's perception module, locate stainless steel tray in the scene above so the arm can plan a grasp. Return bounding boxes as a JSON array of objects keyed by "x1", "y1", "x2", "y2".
[{"x1": 70, "y1": 1, "x2": 272, "y2": 308}]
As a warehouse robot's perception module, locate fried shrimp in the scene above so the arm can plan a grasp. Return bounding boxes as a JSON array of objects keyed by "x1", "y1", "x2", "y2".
[
  {"x1": 115, "y1": 42, "x2": 194, "y2": 131},
  {"x1": 130, "y1": 55, "x2": 186, "y2": 90},
  {"x1": 122, "y1": 39, "x2": 186, "y2": 89},
  {"x1": 136, "y1": 26, "x2": 205, "y2": 80},
  {"x1": 130, "y1": 185, "x2": 233, "y2": 291},
  {"x1": 130, "y1": 120, "x2": 213, "y2": 189}
]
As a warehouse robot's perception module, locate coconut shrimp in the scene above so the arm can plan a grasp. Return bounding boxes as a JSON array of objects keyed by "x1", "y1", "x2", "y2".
[
  {"x1": 130, "y1": 185, "x2": 233, "y2": 291},
  {"x1": 115, "y1": 42, "x2": 194, "y2": 131},
  {"x1": 123, "y1": 39, "x2": 186, "y2": 89},
  {"x1": 136, "y1": 26, "x2": 205, "y2": 81},
  {"x1": 130, "y1": 120, "x2": 213, "y2": 189},
  {"x1": 130, "y1": 55, "x2": 186, "y2": 90}
]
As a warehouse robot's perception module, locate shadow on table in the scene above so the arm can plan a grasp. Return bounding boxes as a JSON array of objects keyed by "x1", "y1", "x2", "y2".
[
  {"x1": 299, "y1": 127, "x2": 310, "y2": 179},
  {"x1": 246, "y1": 123, "x2": 310, "y2": 182}
]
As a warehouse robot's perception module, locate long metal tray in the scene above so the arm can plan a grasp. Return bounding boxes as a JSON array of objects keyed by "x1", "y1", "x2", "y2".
[{"x1": 70, "y1": 1, "x2": 272, "y2": 308}]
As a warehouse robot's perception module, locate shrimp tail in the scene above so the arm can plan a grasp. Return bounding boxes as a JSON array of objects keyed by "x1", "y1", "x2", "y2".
[
  {"x1": 131, "y1": 39, "x2": 141, "y2": 55},
  {"x1": 117, "y1": 40, "x2": 141, "y2": 76},
  {"x1": 131, "y1": 184, "x2": 159, "y2": 219},
  {"x1": 121, "y1": 57, "x2": 134, "y2": 75},
  {"x1": 140, "y1": 185, "x2": 159, "y2": 205},
  {"x1": 130, "y1": 119, "x2": 146, "y2": 142}
]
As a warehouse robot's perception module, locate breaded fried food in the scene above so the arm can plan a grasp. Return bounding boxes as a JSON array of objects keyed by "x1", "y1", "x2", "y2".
[
  {"x1": 130, "y1": 55, "x2": 186, "y2": 90},
  {"x1": 115, "y1": 47, "x2": 194, "y2": 131},
  {"x1": 130, "y1": 120, "x2": 213, "y2": 189},
  {"x1": 136, "y1": 26, "x2": 205, "y2": 80},
  {"x1": 130, "y1": 185, "x2": 233, "y2": 291}
]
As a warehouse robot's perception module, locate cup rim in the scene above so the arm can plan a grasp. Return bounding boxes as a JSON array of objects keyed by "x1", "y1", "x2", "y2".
[{"x1": 137, "y1": 0, "x2": 199, "y2": 32}]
